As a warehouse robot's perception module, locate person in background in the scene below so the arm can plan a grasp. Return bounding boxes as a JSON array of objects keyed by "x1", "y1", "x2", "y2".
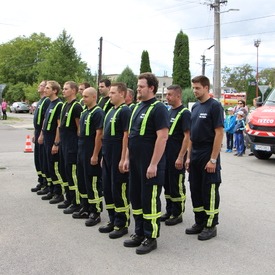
[
  {"x1": 31, "y1": 81, "x2": 51, "y2": 194},
  {"x1": 38, "y1": 81, "x2": 64, "y2": 204},
  {"x1": 234, "y1": 110, "x2": 246, "y2": 157},
  {"x1": 224, "y1": 107, "x2": 236, "y2": 153},
  {"x1": 98, "y1": 79, "x2": 113, "y2": 113},
  {"x1": 161, "y1": 85, "x2": 190, "y2": 226},
  {"x1": 1, "y1": 99, "x2": 7, "y2": 120},
  {"x1": 123, "y1": 72, "x2": 169, "y2": 255},
  {"x1": 125, "y1": 88, "x2": 135, "y2": 110},
  {"x1": 185, "y1": 75, "x2": 224, "y2": 241},
  {"x1": 99, "y1": 82, "x2": 131, "y2": 239},
  {"x1": 73, "y1": 87, "x2": 104, "y2": 227},
  {"x1": 78, "y1": 82, "x2": 90, "y2": 107},
  {"x1": 57, "y1": 81, "x2": 83, "y2": 213}
]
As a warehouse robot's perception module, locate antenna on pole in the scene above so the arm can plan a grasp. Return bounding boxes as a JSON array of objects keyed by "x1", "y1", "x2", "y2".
[{"x1": 98, "y1": 37, "x2": 103, "y2": 86}]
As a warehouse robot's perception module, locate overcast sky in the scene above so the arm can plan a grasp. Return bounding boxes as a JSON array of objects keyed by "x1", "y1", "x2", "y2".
[{"x1": 1, "y1": 0, "x2": 274, "y2": 82}]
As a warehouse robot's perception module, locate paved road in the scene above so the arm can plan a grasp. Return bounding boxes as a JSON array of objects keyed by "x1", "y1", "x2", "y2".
[{"x1": 0, "y1": 114, "x2": 274, "y2": 274}]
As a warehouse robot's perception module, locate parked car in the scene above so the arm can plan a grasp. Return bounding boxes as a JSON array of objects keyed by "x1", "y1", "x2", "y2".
[
  {"x1": 29, "y1": 102, "x2": 38, "y2": 114},
  {"x1": 10, "y1": 102, "x2": 30, "y2": 113}
]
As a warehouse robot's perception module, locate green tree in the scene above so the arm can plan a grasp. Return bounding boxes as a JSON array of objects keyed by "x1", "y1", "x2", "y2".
[
  {"x1": 258, "y1": 68, "x2": 275, "y2": 86},
  {"x1": 24, "y1": 83, "x2": 41, "y2": 103},
  {"x1": 116, "y1": 66, "x2": 137, "y2": 92},
  {"x1": 246, "y1": 78, "x2": 256, "y2": 106},
  {"x1": 221, "y1": 64, "x2": 254, "y2": 92},
  {"x1": 140, "y1": 50, "x2": 152, "y2": 73},
  {"x1": 181, "y1": 88, "x2": 196, "y2": 107},
  {"x1": 36, "y1": 29, "x2": 87, "y2": 87},
  {"x1": 0, "y1": 33, "x2": 51, "y2": 85},
  {"x1": 5, "y1": 82, "x2": 26, "y2": 103},
  {"x1": 172, "y1": 30, "x2": 191, "y2": 89}
]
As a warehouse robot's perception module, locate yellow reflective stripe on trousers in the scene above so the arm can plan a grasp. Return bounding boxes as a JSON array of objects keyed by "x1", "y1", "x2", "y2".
[
  {"x1": 70, "y1": 164, "x2": 80, "y2": 204},
  {"x1": 206, "y1": 184, "x2": 219, "y2": 227},
  {"x1": 89, "y1": 176, "x2": 103, "y2": 212},
  {"x1": 80, "y1": 193, "x2": 88, "y2": 199},
  {"x1": 106, "y1": 203, "x2": 115, "y2": 210},
  {"x1": 54, "y1": 162, "x2": 64, "y2": 195},
  {"x1": 193, "y1": 206, "x2": 204, "y2": 212},
  {"x1": 132, "y1": 208, "x2": 143, "y2": 215},
  {"x1": 143, "y1": 185, "x2": 161, "y2": 239},
  {"x1": 165, "y1": 194, "x2": 171, "y2": 200}
]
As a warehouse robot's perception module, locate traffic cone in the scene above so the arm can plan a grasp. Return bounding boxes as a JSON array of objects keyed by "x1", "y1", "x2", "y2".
[{"x1": 24, "y1": 135, "x2": 33, "y2": 153}]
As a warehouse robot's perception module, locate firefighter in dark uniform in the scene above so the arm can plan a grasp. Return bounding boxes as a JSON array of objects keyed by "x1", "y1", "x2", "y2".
[
  {"x1": 161, "y1": 85, "x2": 191, "y2": 226},
  {"x1": 185, "y1": 75, "x2": 224, "y2": 241},
  {"x1": 57, "y1": 81, "x2": 83, "y2": 214},
  {"x1": 125, "y1": 88, "x2": 136, "y2": 111},
  {"x1": 123, "y1": 73, "x2": 169, "y2": 255},
  {"x1": 38, "y1": 81, "x2": 64, "y2": 203},
  {"x1": 72, "y1": 87, "x2": 105, "y2": 227},
  {"x1": 31, "y1": 80, "x2": 50, "y2": 194},
  {"x1": 98, "y1": 79, "x2": 113, "y2": 113},
  {"x1": 78, "y1": 82, "x2": 90, "y2": 107},
  {"x1": 99, "y1": 82, "x2": 131, "y2": 239}
]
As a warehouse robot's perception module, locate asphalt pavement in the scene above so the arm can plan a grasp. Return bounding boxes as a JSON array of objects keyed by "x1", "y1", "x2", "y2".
[{"x1": 0, "y1": 113, "x2": 274, "y2": 275}]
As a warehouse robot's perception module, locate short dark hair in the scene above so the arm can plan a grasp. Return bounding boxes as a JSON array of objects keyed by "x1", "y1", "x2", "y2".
[
  {"x1": 138, "y1": 72, "x2": 158, "y2": 94},
  {"x1": 192, "y1": 75, "x2": 210, "y2": 89},
  {"x1": 111, "y1": 82, "x2": 127, "y2": 98},
  {"x1": 64, "y1": 81, "x2": 78, "y2": 92},
  {"x1": 80, "y1": 82, "x2": 90, "y2": 89},
  {"x1": 167, "y1": 84, "x2": 182, "y2": 96},
  {"x1": 99, "y1": 79, "x2": 111, "y2": 87},
  {"x1": 47, "y1": 81, "x2": 61, "y2": 95}
]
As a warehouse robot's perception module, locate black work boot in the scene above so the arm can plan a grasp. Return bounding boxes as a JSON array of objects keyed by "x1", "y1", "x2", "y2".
[
  {"x1": 165, "y1": 215, "x2": 183, "y2": 226},
  {"x1": 41, "y1": 192, "x2": 53, "y2": 200},
  {"x1": 72, "y1": 206, "x2": 90, "y2": 219},
  {"x1": 57, "y1": 200, "x2": 71, "y2": 209},
  {"x1": 85, "y1": 213, "x2": 101, "y2": 226},
  {"x1": 49, "y1": 194, "x2": 64, "y2": 204},
  {"x1": 37, "y1": 186, "x2": 49, "y2": 195},
  {"x1": 63, "y1": 204, "x2": 82, "y2": 214},
  {"x1": 136, "y1": 238, "x2": 157, "y2": 255},
  {"x1": 109, "y1": 227, "x2": 128, "y2": 239},
  {"x1": 185, "y1": 223, "x2": 204, "y2": 234},
  {"x1": 198, "y1": 226, "x2": 217, "y2": 241},
  {"x1": 124, "y1": 234, "x2": 144, "y2": 247},
  {"x1": 98, "y1": 221, "x2": 114, "y2": 233},
  {"x1": 31, "y1": 183, "x2": 42, "y2": 192}
]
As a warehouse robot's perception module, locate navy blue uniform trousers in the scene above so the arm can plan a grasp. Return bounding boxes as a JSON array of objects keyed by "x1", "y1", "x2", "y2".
[
  {"x1": 77, "y1": 136, "x2": 103, "y2": 213},
  {"x1": 102, "y1": 140, "x2": 130, "y2": 228},
  {"x1": 59, "y1": 127, "x2": 80, "y2": 205},
  {"x1": 189, "y1": 146, "x2": 221, "y2": 227},
  {"x1": 129, "y1": 137, "x2": 164, "y2": 239}
]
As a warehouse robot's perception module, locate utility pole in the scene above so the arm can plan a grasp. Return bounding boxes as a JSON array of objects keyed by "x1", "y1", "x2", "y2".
[
  {"x1": 211, "y1": 0, "x2": 225, "y2": 100},
  {"x1": 201, "y1": 44, "x2": 214, "y2": 76},
  {"x1": 254, "y1": 39, "x2": 261, "y2": 98},
  {"x1": 98, "y1": 37, "x2": 103, "y2": 86}
]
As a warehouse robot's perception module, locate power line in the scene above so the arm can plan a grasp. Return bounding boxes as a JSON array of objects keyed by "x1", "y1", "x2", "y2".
[
  {"x1": 192, "y1": 30, "x2": 275, "y2": 41},
  {"x1": 180, "y1": 14, "x2": 275, "y2": 31}
]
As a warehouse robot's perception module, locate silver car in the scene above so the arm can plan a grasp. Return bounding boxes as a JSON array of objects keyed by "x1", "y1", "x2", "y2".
[{"x1": 10, "y1": 102, "x2": 30, "y2": 113}]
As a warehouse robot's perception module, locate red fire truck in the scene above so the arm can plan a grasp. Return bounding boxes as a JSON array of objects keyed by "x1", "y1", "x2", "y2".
[{"x1": 245, "y1": 88, "x2": 275, "y2": 159}]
